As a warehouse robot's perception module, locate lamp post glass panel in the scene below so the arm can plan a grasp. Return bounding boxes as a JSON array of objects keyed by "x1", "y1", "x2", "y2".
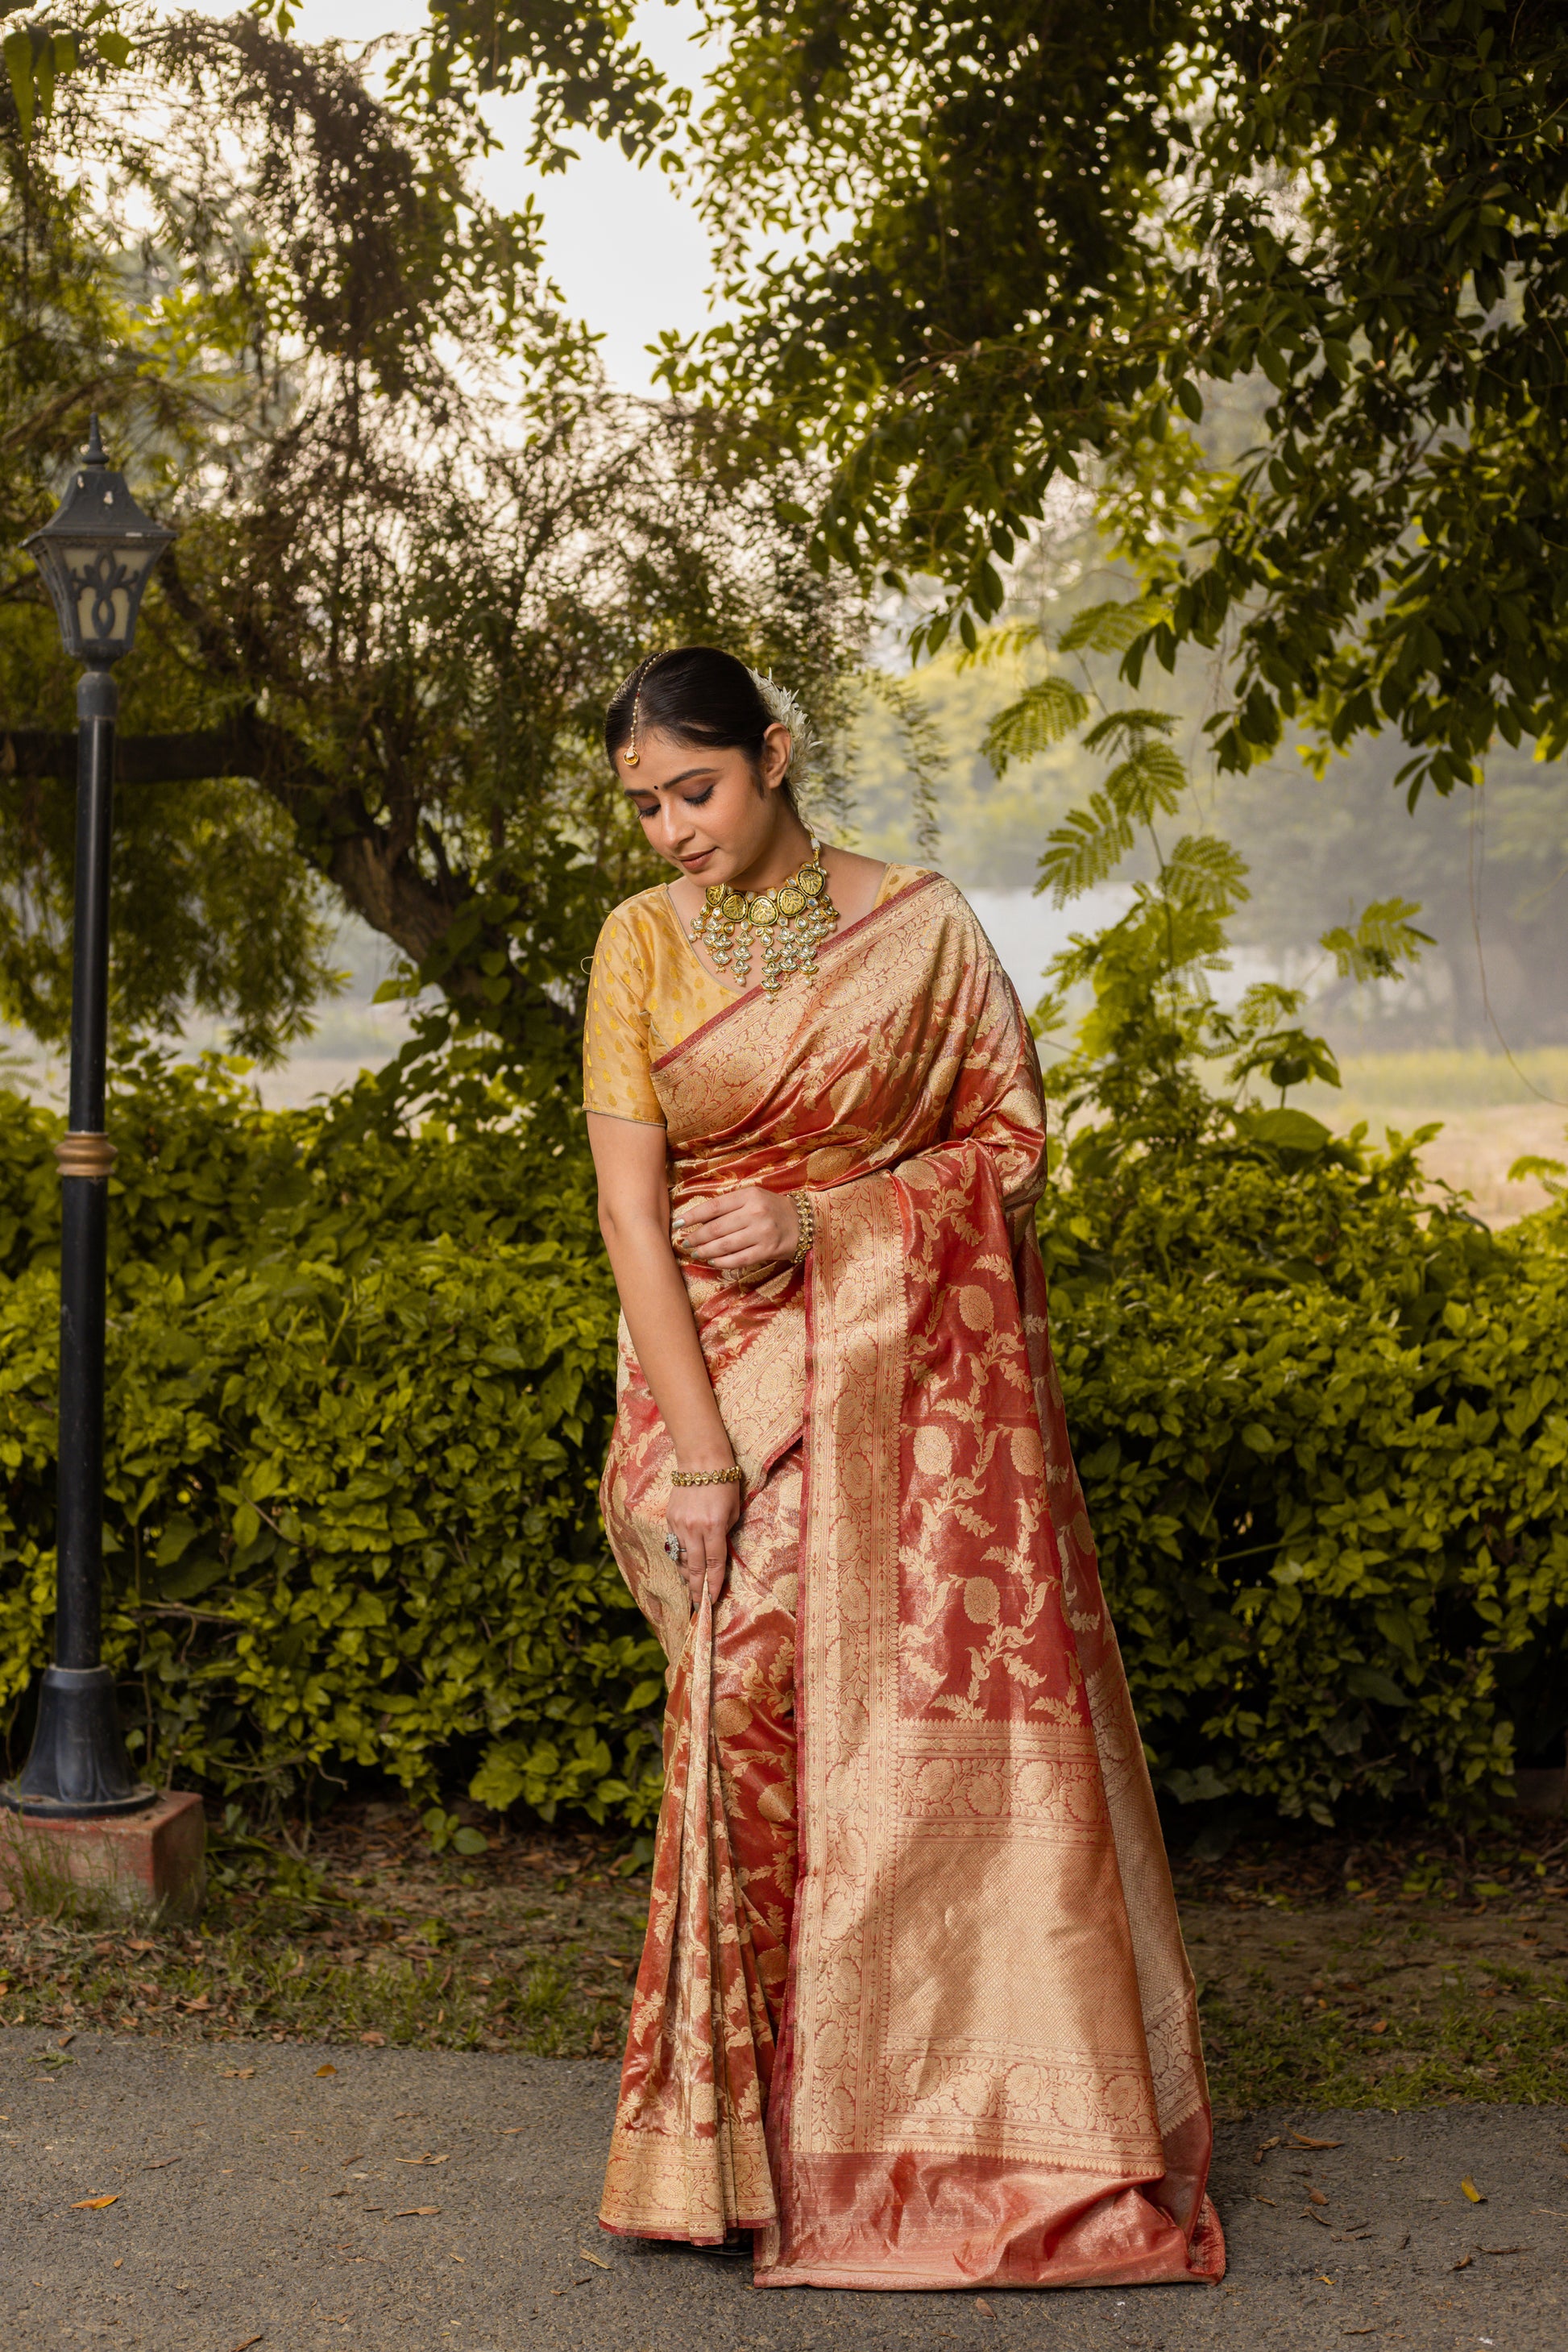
[{"x1": 0, "y1": 418, "x2": 174, "y2": 1818}]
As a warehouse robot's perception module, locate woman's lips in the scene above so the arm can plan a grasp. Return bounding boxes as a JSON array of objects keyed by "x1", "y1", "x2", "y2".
[{"x1": 681, "y1": 849, "x2": 715, "y2": 870}]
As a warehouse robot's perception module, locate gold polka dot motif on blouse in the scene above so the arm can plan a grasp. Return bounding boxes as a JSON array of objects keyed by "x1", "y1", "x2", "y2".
[{"x1": 583, "y1": 868, "x2": 919, "y2": 1127}]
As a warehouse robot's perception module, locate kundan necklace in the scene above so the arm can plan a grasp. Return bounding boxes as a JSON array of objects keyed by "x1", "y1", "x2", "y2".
[{"x1": 690, "y1": 839, "x2": 840, "y2": 998}]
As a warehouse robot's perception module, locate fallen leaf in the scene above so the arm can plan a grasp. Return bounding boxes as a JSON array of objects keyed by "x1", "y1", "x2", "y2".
[
  {"x1": 142, "y1": 2159, "x2": 180, "y2": 2172},
  {"x1": 394, "y1": 2154, "x2": 450, "y2": 2166},
  {"x1": 975, "y1": 2298, "x2": 996, "y2": 2318},
  {"x1": 1308, "y1": 2187, "x2": 1329, "y2": 2206},
  {"x1": 499, "y1": 2127, "x2": 524, "y2": 2135},
  {"x1": 1461, "y1": 2176, "x2": 1487, "y2": 2204},
  {"x1": 1369, "y1": 2018, "x2": 1388, "y2": 2035},
  {"x1": 222, "y1": 2068, "x2": 258, "y2": 2080},
  {"x1": 359, "y1": 2033, "x2": 386, "y2": 2048},
  {"x1": 126, "y1": 1939, "x2": 155, "y2": 1955},
  {"x1": 578, "y1": 2247, "x2": 612, "y2": 2271},
  {"x1": 180, "y1": 1995, "x2": 212, "y2": 2014},
  {"x1": 1255, "y1": 2196, "x2": 1277, "y2": 2207},
  {"x1": 1317, "y1": 2273, "x2": 1334, "y2": 2284},
  {"x1": 1451, "y1": 2253, "x2": 1473, "y2": 2271},
  {"x1": 1252, "y1": 2136, "x2": 1281, "y2": 2165},
  {"x1": 1397, "y1": 2232, "x2": 1410, "y2": 2250},
  {"x1": 1342, "y1": 2330, "x2": 1377, "y2": 2337},
  {"x1": 70, "y1": 2196, "x2": 119, "y2": 2210},
  {"x1": 1481, "y1": 2245, "x2": 1530, "y2": 2255},
  {"x1": 391, "y1": 2206, "x2": 439, "y2": 2217},
  {"x1": 56, "y1": 2031, "x2": 75, "y2": 2049},
  {"x1": 1292, "y1": 2134, "x2": 1345, "y2": 2151},
  {"x1": 229, "y1": 2337, "x2": 265, "y2": 2350},
  {"x1": 1306, "y1": 2209, "x2": 1332, "y2": 2228},
  {"x1": 315, "y1": 2064, "x2": 338, "y2": 2078}
]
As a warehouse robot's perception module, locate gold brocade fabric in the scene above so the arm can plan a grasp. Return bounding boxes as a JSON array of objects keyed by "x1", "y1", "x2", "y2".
[
  {"x1": 593, "y1": 872, "x2": 1225, "y2": 2292},
  {"x1": 582, "y1": 865, "x2": 918, "y2": 1125}
]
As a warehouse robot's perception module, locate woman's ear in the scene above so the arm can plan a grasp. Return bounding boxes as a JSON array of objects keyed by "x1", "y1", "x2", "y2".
[{"x1": 760, "y1": 721, "x2": 793, "y2": 791}]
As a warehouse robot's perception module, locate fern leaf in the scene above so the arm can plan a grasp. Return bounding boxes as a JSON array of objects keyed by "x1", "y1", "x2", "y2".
[
  {"x1": 1037, "y1": 793, "x2": 1133, "y2": 903},
  {"x1": 1163, "y1": 832, "x2": 1251, "y2": 915},
  {"x1": 1081, "y1": 707, "x2": 1180, "y2": 757},
  {"x1": 982, "y1": 676, "x2": 1090, "y2": 776},
  {"x1": 1103, "y1": 740, "x2": 1187, "y2": 824},
  {"x1": 1059, "y1": 597, "x2": 1168, "y2": 655},
  {"x1": 1320, "y1": 897, "x2": 1433, "y2": 983},
  {"x1": 954, "y1": 620, "x2": 1042, "y2": 673}
]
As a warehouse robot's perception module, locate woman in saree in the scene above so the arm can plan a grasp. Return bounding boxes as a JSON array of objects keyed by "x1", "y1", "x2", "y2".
[{"x1": 583, "y1": 645, "x2": 1224, "y2": 2293}]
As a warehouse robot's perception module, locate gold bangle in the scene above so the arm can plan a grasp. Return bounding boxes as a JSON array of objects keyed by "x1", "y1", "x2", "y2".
[
  {"x1": 670, "y1": 1465, "x2": 744, "y2": 1487},
  {"x1": 790, "y1": 1187, "x2": 815, "y2": 1266}
]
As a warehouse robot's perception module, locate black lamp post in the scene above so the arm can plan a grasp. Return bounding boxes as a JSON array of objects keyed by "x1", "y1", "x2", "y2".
[{"x1": 0, "y1": 417, "x2": 175, "y2": 1819}]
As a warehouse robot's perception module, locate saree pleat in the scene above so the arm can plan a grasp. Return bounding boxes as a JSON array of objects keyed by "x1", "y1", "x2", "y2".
[{"x1": 595, "y1": 871, "x2": 1224, "y2": 2290}]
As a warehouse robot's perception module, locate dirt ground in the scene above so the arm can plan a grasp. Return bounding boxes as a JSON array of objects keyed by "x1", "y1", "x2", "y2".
[{"x1": 2, "y1": 1807, "x2": 1565, "y2": 2120}]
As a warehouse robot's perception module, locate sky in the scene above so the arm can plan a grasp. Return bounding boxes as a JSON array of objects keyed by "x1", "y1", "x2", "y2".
[{"x1": 288, "y1": 0, "x2": 716, "y2": 389}]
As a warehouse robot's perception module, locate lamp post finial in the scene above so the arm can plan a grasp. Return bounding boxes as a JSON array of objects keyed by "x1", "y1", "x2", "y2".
[{"x1": 85, "y1": 414, "x2": 106, "y2": 467}]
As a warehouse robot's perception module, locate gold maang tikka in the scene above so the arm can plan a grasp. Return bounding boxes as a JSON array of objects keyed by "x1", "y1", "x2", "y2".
[
  {"x1": 622, "y1": 657, "x2": 653, "y2": 767},
  {"x1": 690, "y1": 838, "x2": 840, "y2": 998}
]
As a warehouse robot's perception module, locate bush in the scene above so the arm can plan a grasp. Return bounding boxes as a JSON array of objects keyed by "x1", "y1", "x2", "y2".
[
  {"x1": 0, "y1": 1042, "x2": 664, "y2": 1828},
  {"x1": 0, "y1": 900, "x2": 1564, "y2": 1836},
  {"x1": 1022, "y1": 687, "x2": 1568, "y2": 1826},
  {"x1": 1043, "y1": 1131, "x2": 1568, "y2": 1824}
]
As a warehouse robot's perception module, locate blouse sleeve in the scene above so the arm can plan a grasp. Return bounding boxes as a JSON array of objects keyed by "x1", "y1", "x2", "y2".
[{"x1": 583, "y1": 905, "x2": 666, "y2": 1126}]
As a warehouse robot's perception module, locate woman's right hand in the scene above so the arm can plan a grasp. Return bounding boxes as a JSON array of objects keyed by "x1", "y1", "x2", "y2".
[{"x1": 666, "y1": 1472, "x2": 741, "y2": 1609}]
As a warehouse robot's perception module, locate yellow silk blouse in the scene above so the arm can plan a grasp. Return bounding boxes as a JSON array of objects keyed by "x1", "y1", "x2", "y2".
[{"x1": 583, "y1": 865, "x2": 919, "y2": 1126}]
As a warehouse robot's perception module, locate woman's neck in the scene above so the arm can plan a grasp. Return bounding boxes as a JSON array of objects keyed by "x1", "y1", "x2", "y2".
[{"x1": 722, "y1": 815, "x2": 815, "y2": 896}]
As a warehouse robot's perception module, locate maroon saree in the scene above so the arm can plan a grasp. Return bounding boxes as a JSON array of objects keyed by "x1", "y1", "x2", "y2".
[{"x1": 595, "y1": 870, "x2": 1224, "y2": 2292}]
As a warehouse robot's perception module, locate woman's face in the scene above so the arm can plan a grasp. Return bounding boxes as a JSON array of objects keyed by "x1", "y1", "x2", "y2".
[{"x1": 617, "y1": 723, "x2": 798, "y2": 887}]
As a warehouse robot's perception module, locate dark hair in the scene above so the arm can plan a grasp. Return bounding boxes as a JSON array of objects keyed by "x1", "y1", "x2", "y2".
[{"x1": 605, "y1": 645, "x2": 794, "y2": 799}]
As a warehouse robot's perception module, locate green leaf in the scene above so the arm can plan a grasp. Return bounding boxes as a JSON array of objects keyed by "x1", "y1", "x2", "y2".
[
  {"x1": 1346, "y1": 1665, "x2": 1412, "y2": 1708},
  {"x1": 4, "y1": 28, "x2": 34, "y2": 138},
  {"x1": 1244, "y1": 1107, "x2": 1332, "y2": 1154},
  {"x1": 1320, "y1": 898, "x2": 1433, "y2": 984},
  {"x1": 981, "y1": 676, "x2": 1089, "y2": 776}
]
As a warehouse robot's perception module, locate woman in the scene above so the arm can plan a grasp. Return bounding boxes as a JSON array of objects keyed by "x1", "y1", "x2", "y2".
[{"x1": 583, "y1": 645, "x2": 1223, "y2": 2292}]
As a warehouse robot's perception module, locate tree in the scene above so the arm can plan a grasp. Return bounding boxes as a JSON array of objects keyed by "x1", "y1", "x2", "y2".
[
  {"x1": 0, "y1": 13, "x2": 864, "y2": 1064},
  {"x1": 411, "y1": 0, "x2": 1568, "y2": 803}
]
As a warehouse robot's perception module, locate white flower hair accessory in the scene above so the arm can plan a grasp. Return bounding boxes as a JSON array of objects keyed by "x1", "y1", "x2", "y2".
[{"x1": 749, "y1": 667, "x2": 821, "y2": 808}]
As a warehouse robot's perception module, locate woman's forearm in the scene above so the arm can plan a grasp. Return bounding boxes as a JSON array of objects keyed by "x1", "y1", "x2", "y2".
[{"x1": 599, "y1": 1206, "x2": 733, "y2": 1466}]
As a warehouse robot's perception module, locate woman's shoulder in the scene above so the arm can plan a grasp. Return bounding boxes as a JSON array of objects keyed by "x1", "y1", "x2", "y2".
[
  {"x1": 593, "y1": 883, "x2": 679, "y2": 958},
  {"x1": 874, "y1": 862, "x2": 973, "y2": 919}
]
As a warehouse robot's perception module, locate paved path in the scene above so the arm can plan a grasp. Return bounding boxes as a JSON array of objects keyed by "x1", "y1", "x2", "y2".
[{"x1": 2, "y1": 2028, "x2": 1563, "y2": 2351}]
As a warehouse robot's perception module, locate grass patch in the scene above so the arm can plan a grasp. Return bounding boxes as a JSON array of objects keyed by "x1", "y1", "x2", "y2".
[
  {"x1": 1176, "y1": 1814, "x2": 1568, "y2": 2113},
  {"x1": 0, "y1": 1806, "x2": 645, "y2": 2060},
  {"x1": 3, "y1": 1800, "x2": 1566, "y2": 2118}
]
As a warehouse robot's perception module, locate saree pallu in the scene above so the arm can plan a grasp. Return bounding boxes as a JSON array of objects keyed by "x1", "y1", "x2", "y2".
[{"x1": 597, "y1": 872, "x2": 1224, "y2": 2292}]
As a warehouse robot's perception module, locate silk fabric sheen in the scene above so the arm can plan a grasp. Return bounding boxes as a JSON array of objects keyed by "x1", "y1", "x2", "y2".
[{"x1": 596, "y1": 872, "x2": 1223, "y2": 2291}]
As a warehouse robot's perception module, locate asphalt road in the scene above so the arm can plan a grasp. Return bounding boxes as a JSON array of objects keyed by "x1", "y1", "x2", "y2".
[{"x1": 2, "y1": 2028, "x2": 1563, "y2": 2352}]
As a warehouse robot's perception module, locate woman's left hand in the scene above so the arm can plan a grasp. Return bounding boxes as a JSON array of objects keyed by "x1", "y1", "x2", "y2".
[{"x1": 675, "y1": 1186, "x2": 799, "y2": 1271}]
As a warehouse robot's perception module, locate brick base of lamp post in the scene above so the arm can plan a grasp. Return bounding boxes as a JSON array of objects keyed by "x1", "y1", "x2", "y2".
[{"x1": 0, "y1": 1790, "x2": 205, "y2": 1923}]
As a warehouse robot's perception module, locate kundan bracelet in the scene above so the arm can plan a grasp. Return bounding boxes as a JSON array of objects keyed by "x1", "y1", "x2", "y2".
[
  {"x1": 670, "y1": 1465, "x2": 745, "y2": 1488},
  {"x1": 790, "y1": 1187, "x2": 816, "y2": 1265}
]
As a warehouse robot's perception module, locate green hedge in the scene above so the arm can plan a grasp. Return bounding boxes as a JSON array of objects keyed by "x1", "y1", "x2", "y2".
[
  {"x1": 0, "y1": 1047, "x2": 664, "y2": 1829},
  {"x1": 1, "y1": 1040, "x2": 1564, "y2": 1833},
  {"x1": 1042, "y1": 1135, "x2": 1568, "y2": 1824}
]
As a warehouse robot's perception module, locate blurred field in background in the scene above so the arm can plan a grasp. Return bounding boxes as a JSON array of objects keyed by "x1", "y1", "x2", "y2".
[{"x1": 1300, "y1": 1051, "x2": 1568, "y2": 1226}]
